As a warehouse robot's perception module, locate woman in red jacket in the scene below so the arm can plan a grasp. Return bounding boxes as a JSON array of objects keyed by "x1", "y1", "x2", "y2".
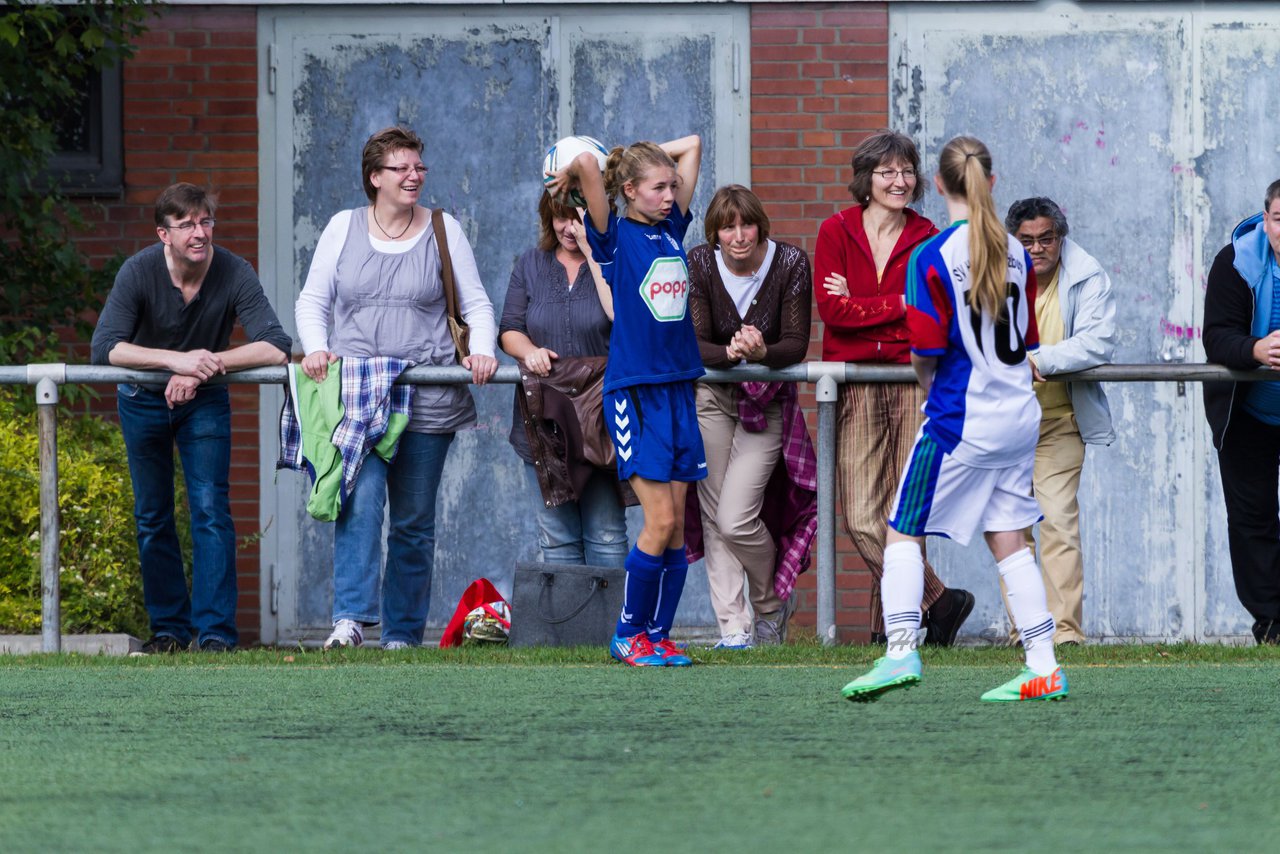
[{"x1": 813, "y1": 130, "x2": 973, "y2": 645}]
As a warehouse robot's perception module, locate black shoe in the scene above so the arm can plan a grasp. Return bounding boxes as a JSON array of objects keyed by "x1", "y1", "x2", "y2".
[
  {"x1": 923, "y1": 588, "x2": 975, "y2": 647},
  {"x1": 1253, "y1": 620, "x2": 1280, "y2": 645},
  {"x1": 199, "y1": 638, "x2": 234, "y2": 653},
  {"x1": 870, "y1": 632, "x2": 888, "y2": 645},
  {"x1": 140, "y1": 635, "x2": 188, "y2": 655}
]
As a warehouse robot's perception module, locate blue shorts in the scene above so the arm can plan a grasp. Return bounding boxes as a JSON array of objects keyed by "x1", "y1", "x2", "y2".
[{"x1": 605, "y1": 382, "x2": 706, "y2": 483}]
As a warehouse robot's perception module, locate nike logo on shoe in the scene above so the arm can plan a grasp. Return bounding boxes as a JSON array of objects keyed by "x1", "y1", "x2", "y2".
[{"x1": 1019, "y1": 669, "x2": 1064, "y2": 699}]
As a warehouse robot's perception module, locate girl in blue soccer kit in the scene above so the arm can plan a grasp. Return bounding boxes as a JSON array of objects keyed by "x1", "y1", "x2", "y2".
[
  {"x1": 841, "y1": 135, "x2": 1068, "y2": 702},
  {"x1": 547, "y1": 135, "x2": 704, "y2": 666}
]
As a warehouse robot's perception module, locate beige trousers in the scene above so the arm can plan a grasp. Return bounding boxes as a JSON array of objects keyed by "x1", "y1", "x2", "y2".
[
  {"x1": 696, "y1": 384, "x2": 784, "y2": 637},
  {"x1": 1000, "y1": 413, "x2": 1086, "y2": 643},
  {"x1": 837, "y1": 382, "x2": 946, "y2": 634}
]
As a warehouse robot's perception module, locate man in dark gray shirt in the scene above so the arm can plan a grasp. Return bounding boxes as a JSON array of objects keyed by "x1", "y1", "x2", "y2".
[{"x1": 91, "y1": 183, "x2": 291, "y2": 653}]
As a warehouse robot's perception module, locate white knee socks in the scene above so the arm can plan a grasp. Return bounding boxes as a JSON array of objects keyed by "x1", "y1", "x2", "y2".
[
  {"x1": 998, "y1": 547, "x2": 1058, "y2": 675},
  {"x1": 881, "y1": 541, "x2": 925, "y2": 659}
]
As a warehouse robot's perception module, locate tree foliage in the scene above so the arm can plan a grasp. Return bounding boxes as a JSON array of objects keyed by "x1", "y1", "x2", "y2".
[{"x1": 0, "y1": 1, "x2": 152, "y2": 361}]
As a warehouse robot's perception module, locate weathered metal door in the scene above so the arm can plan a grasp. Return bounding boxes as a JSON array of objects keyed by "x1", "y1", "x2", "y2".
[
  {"x1": 256, "y1": 6, "x2": 748, "y2": 644},
  {"x1": 892, "y1": 2, "x2": 1280, "y2": 641}
]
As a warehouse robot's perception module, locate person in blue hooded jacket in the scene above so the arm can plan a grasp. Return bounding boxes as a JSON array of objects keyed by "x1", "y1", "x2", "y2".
[{"x1": 1203, "y1": 179, "x2": 1280, "y2": 645}]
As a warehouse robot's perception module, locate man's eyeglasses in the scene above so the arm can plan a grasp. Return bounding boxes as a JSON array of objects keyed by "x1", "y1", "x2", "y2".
[
  {"x1": 1018, "y1": 234, "x2": 1059, "y2": 249},
  {"x1": 872, "y1": 168, "x2": 917, "y2": 181},
  {"x1": 163, "y1": 218, "x2": 216, "y2": 233},
  {"x1": 381, "y1": 165, "x2": 428, "y2": 177}
]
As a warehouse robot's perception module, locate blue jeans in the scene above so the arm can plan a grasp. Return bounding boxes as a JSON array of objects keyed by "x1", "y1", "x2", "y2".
[
  {"x1": 333, "y1": 431, "x2": 454, "y2": 644},
  {"x1": 523, "y1": 464, "x2": 628, "y2": 568},
  {"x1": 117, "y1": 384, "x2": 237, "y2": 647}
]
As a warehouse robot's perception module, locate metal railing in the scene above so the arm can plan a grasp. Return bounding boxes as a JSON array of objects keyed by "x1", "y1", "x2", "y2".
[{"x1": 3, "y1": 360, "x2": 1274, "y2": 652}]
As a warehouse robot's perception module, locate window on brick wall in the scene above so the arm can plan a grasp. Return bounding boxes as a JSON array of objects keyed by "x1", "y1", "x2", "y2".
[{"x1": 45, "y1": 62, "x2": 124, "y2": 197}]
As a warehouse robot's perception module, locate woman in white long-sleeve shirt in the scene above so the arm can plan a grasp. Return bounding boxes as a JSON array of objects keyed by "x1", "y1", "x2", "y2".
[{"x1": 295, "y1": 126, "x2": 497, "y2": 650}]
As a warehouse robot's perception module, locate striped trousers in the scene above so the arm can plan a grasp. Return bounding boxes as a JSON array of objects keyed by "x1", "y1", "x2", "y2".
[{"x1": 837, "y1": 381, "x2": 947, "y2": 634}]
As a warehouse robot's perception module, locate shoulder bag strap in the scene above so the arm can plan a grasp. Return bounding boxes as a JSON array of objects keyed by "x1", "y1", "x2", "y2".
[{"x1": 431, "y1": 207, "x2": 460, "y2": 322}]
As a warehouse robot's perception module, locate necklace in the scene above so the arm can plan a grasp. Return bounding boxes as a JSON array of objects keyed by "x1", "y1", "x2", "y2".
[{"x1": 373, "y1": 205, "x2": 414, "y2": 240}]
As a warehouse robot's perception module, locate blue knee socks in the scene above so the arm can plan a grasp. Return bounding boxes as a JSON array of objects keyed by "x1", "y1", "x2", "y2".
[
  {"x1": 616, "y1": 546, "x2": 663, "y2": 638},
  {"x1": 647, "y1": 547, "x2": 689, "y2": 640}
]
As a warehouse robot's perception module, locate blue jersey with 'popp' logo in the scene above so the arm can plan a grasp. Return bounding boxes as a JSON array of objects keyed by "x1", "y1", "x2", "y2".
[{"x1": 587, "y1": 207, "x2": 705, "y2": 393}]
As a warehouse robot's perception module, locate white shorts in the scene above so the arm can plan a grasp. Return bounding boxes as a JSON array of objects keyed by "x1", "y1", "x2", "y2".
[{"x1": 887, "y1": 429, "x2": 1042, "y2": 546}]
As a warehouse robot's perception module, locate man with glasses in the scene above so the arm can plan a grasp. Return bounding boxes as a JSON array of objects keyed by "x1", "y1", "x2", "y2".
[
  {"x1": 91, "y1": 183, "x2": 291, "y2": 653},
  {"x1": 1000, "y1": 197, "x2": 1116, "y2": 645}
]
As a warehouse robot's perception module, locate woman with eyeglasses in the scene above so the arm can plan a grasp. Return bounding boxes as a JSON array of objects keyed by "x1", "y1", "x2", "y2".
[
  {"x1": 842, "y1": 134, "x2": 1066, "y2": 702},
  {"x1": 813, "y1": 129, "x2": 974, "y2": 646},
  {"x1": 295, "y1": 125, "x2": 497, "y2": 650}
]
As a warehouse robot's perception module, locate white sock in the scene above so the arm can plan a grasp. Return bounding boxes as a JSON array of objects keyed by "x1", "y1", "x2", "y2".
[
  {"x1": 997, "y1": 547, "x2": 1058, "y2": 675},
  {"x1": 882, "y1": 541, "x2": 924, "y2": 660}
]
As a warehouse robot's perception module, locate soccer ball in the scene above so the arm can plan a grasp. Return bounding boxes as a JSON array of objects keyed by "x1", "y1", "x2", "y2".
[
  {"x1": 542, "y1": 135, "x2": 609, "y2": 207},
  {"x1": 462, "y1": 600, "x2": 511, "y2": 645}
]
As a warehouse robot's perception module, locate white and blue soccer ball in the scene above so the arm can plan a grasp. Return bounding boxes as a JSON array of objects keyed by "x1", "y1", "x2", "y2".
[{"x1": 542, "y1": 135, "x2": 608, "y2": 207}]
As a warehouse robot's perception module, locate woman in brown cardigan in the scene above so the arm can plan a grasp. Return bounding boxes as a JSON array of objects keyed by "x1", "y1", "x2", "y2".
[{"x1": 687, "y1": 184, "x2": 815, "y2": 648}]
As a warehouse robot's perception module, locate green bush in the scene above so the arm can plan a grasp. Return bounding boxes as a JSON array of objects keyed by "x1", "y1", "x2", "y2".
[{"x1": 0, "y1": 387, "x2": 148, "y2": 636}]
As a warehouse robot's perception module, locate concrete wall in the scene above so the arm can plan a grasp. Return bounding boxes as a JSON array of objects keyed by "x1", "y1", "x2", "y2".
[{"x1": 890, "y1": 2, "x2": 1280, "y2": 640}]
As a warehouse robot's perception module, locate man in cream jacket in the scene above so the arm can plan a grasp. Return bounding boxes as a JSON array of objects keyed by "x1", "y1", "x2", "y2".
[{"x1": 1002, "y1": 197, "x2": 1117, "y2": 645}]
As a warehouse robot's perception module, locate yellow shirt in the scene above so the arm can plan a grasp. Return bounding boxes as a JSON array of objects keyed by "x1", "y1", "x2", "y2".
[{"x1": 1034, "y1": 266, "x2": 1073, "y2": 418}]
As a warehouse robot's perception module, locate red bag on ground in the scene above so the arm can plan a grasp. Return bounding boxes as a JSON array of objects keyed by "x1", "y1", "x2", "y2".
[{"x1": 439, "y1": 578, "x2": 511, "y2": 648}]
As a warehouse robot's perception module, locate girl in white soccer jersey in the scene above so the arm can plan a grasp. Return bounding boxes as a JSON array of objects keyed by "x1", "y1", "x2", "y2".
[
  {"x1": 546, "y1": 135, "x2": 704, "y2": 667},
  {"x1": 842, "y1": 135, "x2": 1068, "y2": 702}
]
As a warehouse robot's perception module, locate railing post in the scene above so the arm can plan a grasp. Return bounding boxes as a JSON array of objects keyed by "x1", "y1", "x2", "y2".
[
  {"x1": 30, "y1": 368, "x2": 64, "y2": 653},
  {"x1": 812, "y1": 364, "x2": 841, "y2": 646}
]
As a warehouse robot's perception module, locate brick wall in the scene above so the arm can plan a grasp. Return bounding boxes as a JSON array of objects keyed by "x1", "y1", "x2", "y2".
[
  {"x1": 76, "y1": 5, "x2": 265, "y2": 643},
  {"x1": 751, "y1": 2, "x2": 890, "y2": 642}
]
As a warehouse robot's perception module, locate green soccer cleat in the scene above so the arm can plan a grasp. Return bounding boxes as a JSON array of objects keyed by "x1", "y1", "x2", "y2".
[
  {"x1": 980, "y1": 666, "x2": 1068, "y2": 702},
  {"x1": 841, "y1": 652, "x2": 922, "y2": 702}
]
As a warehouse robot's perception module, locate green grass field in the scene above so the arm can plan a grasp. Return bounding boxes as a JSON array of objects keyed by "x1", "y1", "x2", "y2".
[{"x1": 1, "y1": 644, "x2": 1276, "y2": 852}]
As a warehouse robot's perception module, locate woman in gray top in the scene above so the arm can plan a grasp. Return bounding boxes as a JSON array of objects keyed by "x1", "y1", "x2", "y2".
[
  {"x1": 500, "y1": 192, "x2": 627, "y2": 567},
  {"x1": 295, "y1": 126, "x2": 497, "y2": 650}
]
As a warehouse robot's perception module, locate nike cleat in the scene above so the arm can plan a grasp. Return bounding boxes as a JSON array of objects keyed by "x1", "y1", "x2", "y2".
[
  {"x1": 610, "y1": 632, "x2": 667, "y2": 667},
  {"x1": 650, "y1": 636, "x2": 692, "y2": 666},
  {"x1": 980, "y1": 666, "x2": 1068, "y2": 702},
  {"x1": 841, "y1": 652, "x2": 922, "y2": 702}
]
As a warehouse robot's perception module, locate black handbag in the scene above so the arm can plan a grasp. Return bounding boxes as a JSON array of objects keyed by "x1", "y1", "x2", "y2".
[{"x1": 508, "y1": 561, "x2": 626, "y2": 647}]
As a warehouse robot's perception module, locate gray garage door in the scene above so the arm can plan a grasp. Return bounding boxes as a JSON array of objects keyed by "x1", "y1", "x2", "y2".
[{"x1": 256, "y1": 5, "x2": 749, "y2": 644}]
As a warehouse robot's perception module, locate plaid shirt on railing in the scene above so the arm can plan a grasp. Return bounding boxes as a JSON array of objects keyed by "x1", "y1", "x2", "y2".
[
  {"x1": 740, "y1": 382, "x2": 819, "y2": 601},
  {"x1": 278, "y1": 357, "x2": 414, "y2": 510},
  {"x1": 685, "y1": 381, "x2": 818, "y2": 602}
]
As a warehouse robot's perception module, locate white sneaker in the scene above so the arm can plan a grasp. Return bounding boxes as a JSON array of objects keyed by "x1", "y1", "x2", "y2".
[
  {"x1": 323, "y1": 619, "x2": 363, "y2": 650},
  {"x1": 382, "y1": 640, "x2": 411, "y2": 651},
  {"x1": 713, "y1": 632, "x2": 754, "y2": 650}
]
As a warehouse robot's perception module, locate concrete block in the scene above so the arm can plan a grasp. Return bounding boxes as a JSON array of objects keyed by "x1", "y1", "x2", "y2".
[{"x1": 0, "y1": 634, "x2": 142, "y2": 656}]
